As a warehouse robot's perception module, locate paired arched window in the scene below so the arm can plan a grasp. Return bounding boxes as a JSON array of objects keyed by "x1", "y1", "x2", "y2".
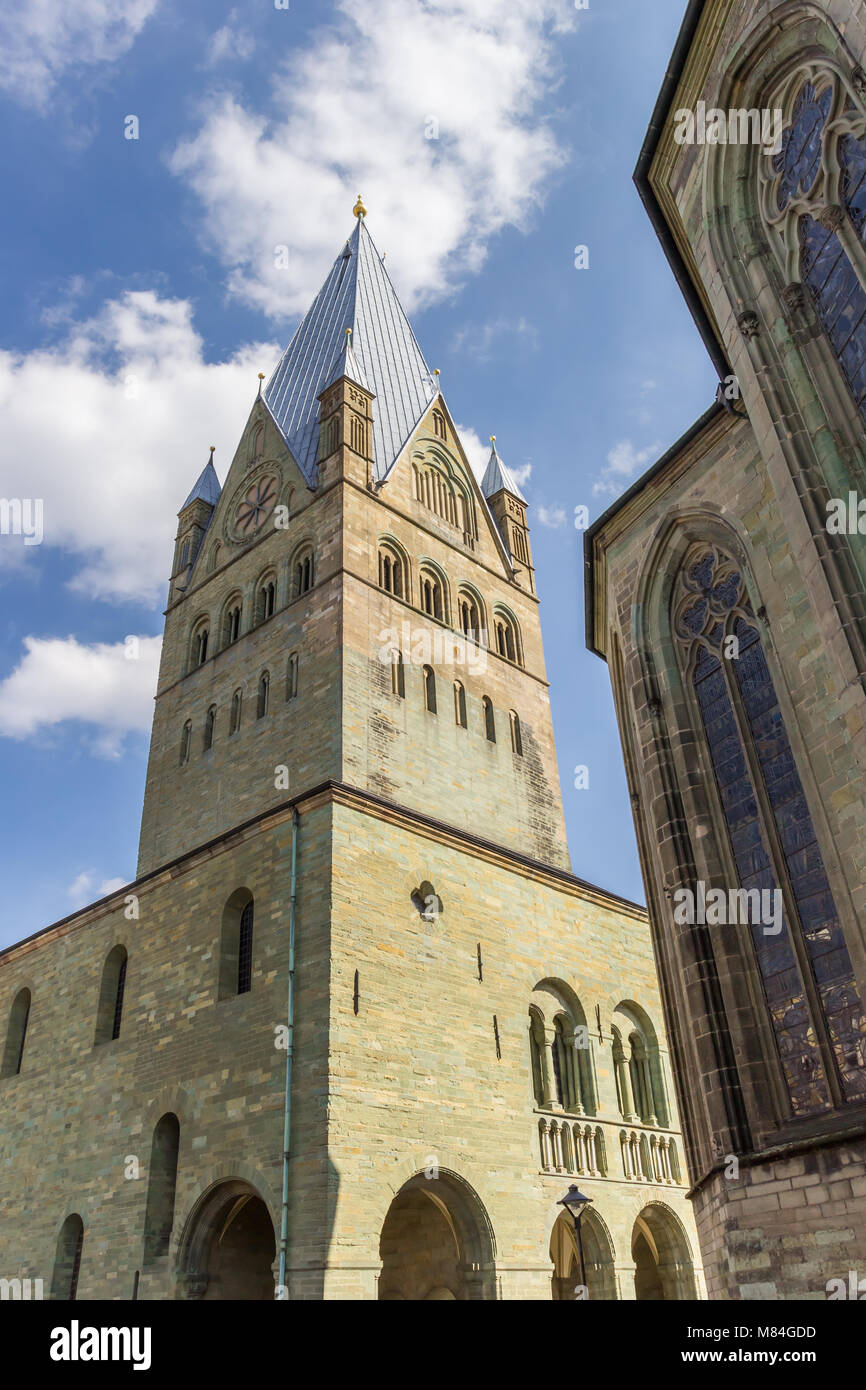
[
  {"x1": 528, "y1": 987, "x2": 597, "y2": 1116},
  {"x1": 94, "y1": 945, "x2": 127, "y2": 1045},
  {"x1": 423, "y1": 665, "x2": 437, "y2": 714},
  {"x1": 219, "y1": 891, "x2": 255, "y2": 998},
  {"x1": 458, "y1": 589, "x2": 483, "y2": 643},
  {"x1": 432, "y1": 409, "x2": 447, "y2": 440},
  {"x1": 179, "y1": 720, "x2": 192, "y2": 766},
  {"x1": 286, "y1": 652, "x2": 299, "y2": 702},
  {"x1": 509, "y1": 711, "x2": 523, "y2": 756},
  {"x1": 143, "y1": 1113, "x2": 180, "y2": 1263},
  {"x1": 1, "y1": 987, "x2": 31, "y2": 1077},
  {"x1": 493, "y1": 609, "x2": 522, "y2": 665},
  {"x1": 454, "y1": 680, "x2": 467, "y2": 728},
  {"x1": 482, "y1": 696, "x2": 496, "y2": 742},
  {"x1": 378, "y1": 544, "x2": 406, "y2": 598},
  {"x1": 257, "y1": 671, "x2": 270, "y2": 719},
  {"x1": 391, "y1": 650, "x2": 405, "y2": 699},
  {"x1": 229, "y1": 689, "x2": 242, "y2": 736},
  {"x1": 51, "y1": 1214, "x2": 84, "y2": 1301},
  {"x1": 252, "y1": 424, "x2": 264, "y2": 459},
  {"x1": 191, "y1": 621, "x2": 209, "y2": 668},
  {"x1": 204, "y1": 705, "x2": 216, "y2": 751},
  {"x1": 673, "y1": 543, "x2": 866, "y2": 1115},
  {"x1": 759, "y1": 76, "x2": 866, "y2": 429},
  {"x1": 293, "y1": 547, "x2": 314, "y2": 598},
  {"x1": 223, "y1": 600, "x2": 242, "y2": 647},
  {"x1": 420, "y1": 567, "x2": 446, "y2": 623},
  {"x1": 257, "y1": 577, "x2": 276, "y2": 624}
]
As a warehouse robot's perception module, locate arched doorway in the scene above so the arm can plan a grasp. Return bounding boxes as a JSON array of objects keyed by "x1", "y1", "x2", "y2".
[
  {"x1": 176, "y1": 1180, "x2": 276, "y2": 1300},
  {"x1": 632, "y1": 1204, "x2": 697, "y2": 1300},
  {"x1": 378, "y1": 1170, "x2": 496, "y2": 1300},
  {"x1": 550, "y1": 1207, "x2": 617, "y2": 1299}
]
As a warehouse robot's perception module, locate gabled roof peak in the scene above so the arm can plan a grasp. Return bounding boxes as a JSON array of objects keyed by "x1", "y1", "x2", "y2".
[
  {"x1": 180, "y1": 449, "x2": 221, "y2": 513},
  {"x1": 481, "y1": 437, "x2": 526, "y2": 503},
  {"x1": 264, "y1": 216, "x2": 436, "y2": 485}
]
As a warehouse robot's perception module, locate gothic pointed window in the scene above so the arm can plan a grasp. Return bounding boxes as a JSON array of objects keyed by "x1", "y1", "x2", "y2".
[
  {"x1": 257, "y1": 671, "x2": 270, "y2": 719},
  {"x1": 286, "y1": 651, "x2": 299, "y2": 701},
  {"x1": 204, "y1": 705, "x2": 216, "y2": 751},
  {"x1": 454, "y1": 679, "x2": 467, "y2": 728},
  {"x1": 673, "y1": 544, "x2": 866, "y2": 1116},
  {"x1": 2, "y1": 987, "x2": 31, "y2": 1077},
  {"x1": 482, "y1": 696, "x2": 496, "y2": 742},
  {"x1": 762, "y1": 75, "x2": 866, "y2": 430},
  {"x1": 423, "y1": 665, "x2": 437, "y2": 714}
]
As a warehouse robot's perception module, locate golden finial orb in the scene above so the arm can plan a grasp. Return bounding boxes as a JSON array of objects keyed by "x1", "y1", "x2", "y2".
[
  {"x1": 490, "y1": 435, "x2": 496, "y2": 443},
  {"x1": 353, "y1": 193, "x2": 367, "y2": 219}
]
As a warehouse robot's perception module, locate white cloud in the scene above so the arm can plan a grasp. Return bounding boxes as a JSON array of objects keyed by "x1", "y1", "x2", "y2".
[
  {"x1": 0, "y1": 0, "x2": 160, "y2": 110},
  {"x1": 207, "y1": 10, "x2": 255, "y2": 66},
  {"x1": 0, "y1": 290, "x2": 278, "y2": 603},
  {"x1": 453, "y1": 316, "x2": 539, "y2": 362},
  {"x1": 169, "y1": 0, "x2": 573, "y2": 317},
  {"x1": 537, "y1": 504, "x2": 567, "y2": 529},
  {"x1": 455, "y1": 423, "x2": 491, "y2": 482},
  {"x1": 0, "y1": 634, "x2": 162, "y2": 757},
  {"x1": 593, "y1": 438, "x2": 661, "y2": 500},
  {"x1": 510, "y1": 463, "x2": 533, "y2": 489},
  {"x1": 67, "y1": 871, "x2": 127, "y2": 907}
]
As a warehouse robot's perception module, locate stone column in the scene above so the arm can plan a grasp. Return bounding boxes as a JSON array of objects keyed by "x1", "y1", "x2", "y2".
[{"x1": 613, "y1": 1041, "x2": 639, "y2": 1122}]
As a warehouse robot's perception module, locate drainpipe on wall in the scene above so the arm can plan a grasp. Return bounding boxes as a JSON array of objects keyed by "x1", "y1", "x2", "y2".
[{"x1": 278, "y1": 805, "x2": 299, "y2": 1295}]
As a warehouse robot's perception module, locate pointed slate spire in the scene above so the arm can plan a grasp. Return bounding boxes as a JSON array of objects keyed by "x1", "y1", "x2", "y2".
[
  {"x1": 323, "y1": 327, "x2": 370, "y2": 394},
  {"x1": 481, "y1": 436, "x2": 525, "y2": 503},
  {"x1": 264, "y1": 211, "x2": 436, "y2": 483},
  {"x1": 180, "y1": 448, "x2": 221, "y2": 512}
]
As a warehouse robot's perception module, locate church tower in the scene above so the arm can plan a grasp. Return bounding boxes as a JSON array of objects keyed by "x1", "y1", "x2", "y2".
[{"x1": 137, "y1": 205, "x2": 570, "y2": 877}]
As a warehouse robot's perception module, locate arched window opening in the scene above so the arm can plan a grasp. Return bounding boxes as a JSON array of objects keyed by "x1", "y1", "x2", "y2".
[
  {"x1": 482, "y1": 696, "x2": 496, "y2": 743},
  {"x1": 293, "y1": 549, "x2": 314, "y2": 598},
  {"x1": 286, "y1": 652, "x2": 299, "y2": 702},
  {"x1": 423, "y1": 665, "x2": 437, "y2": 714},
  {"x1": 628, "y1": 1032, "x2": 657, "y2": 1126},
  {"x1": 204, "y1": 705, "x2": 216, "y2": 751},
  {"x1": 2, "y1": 987, "x2": 31, "y2": 1078},
  {"x1": 219, "y1": 892, "x2": 255, "y2": 999},
  {"x1": 143, "y1": 1113, "x2": 180, "y2": 1263},
  {"x1": 378, "y1": 546, "x2": 405, "y2": 598},
  {"x1": 179, "y1": 720, "x2": 192, "y2": 766},
  {"x1": 673, "y1": 544, "x2": 866, "y2": 1115},
  {"x1": 257, "y1": 671, "x2": 270, "y2": 719},
  {"x1": 509, "y1": 710, "x2": 523, "y2": 756},
  {"x1": 420, "y1": 568, "x2": 445, "y2": 622},
  {"x1": 252, "y1": 424, "x2": 264, "y2": 459},
  {"x1": 51, "y1": 1215, "x2": 84, "y2": 1301},
  {"x1": 458, "y1": 591, "x2": 482, "y2": 642},
  {"x1": 257, "y1": 580, "x2": 276, "y2": 624},
  {"x1": 432, "y1": 409, "x2": 447, "y2": 440},
  {"x1": 494, "y1": 610, "x2": 522, "y2": 666},
  {"x1": 95, "y1": 945, "x2": 128, "y2": 1045},
  {"x1": 192, "y1": 624, "x2": 209, "y2": 667},
  {"x1": 229, "y1": 689, "x2": 242, "y2": 736},
  {"x1": 391, "y1": 650, "x2": 405, "y2": 699},
  {"x1": 208, "y1": 541, "x2": 221, "y2": 573},
  {"x1": 529, "y1": 1012, "x2": 545, "y2": 1108},
  {"x1": 454, "y1": 680, "x2": 467, "y2": 728},
  {"x1": 223, "y1": 602, "x2": 242, "y2": 647}
]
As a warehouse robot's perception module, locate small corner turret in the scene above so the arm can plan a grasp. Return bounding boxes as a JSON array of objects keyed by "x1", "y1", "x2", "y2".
[
  {"x1": 481, "y1": 437, "x2": 535, "y2": 593},
  {"x1": 170, "y1": 447, "x2": 221, "y2": 604}
]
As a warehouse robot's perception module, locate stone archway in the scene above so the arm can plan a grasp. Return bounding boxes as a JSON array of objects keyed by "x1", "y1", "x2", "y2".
[
  {"x1": 378, "y1": 1170, "x2": 496, "y2": 1301},
  {"x1": 550, "y1": 1207, "x2": 618, "y2": 1300},
  {"x1": 632, "y1": 1203, "x2": 697, "y2": 1300},
  {"x1": 176, "y1": 1179, "x2": 276, "y2": 1300}
]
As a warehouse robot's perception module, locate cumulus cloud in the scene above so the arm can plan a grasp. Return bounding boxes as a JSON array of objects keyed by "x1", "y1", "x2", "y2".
[
  {"x1": 67, "y1": 870, "x2": 128, "y2": 908},
  {"x1": 206, "y1": 10, "x2": 255, "y2": 66},
  {"x1": 593, "y1": 438, "x2": 661, "y2": 500},
  {"x1": 0, "y1": 290, "x2": 278, "y2": 603},
  {"x1": 170, "y1": 0, "x2": 573, "y2": 317},
  {"x1": 537, "y1": 504, "x2": 567, "y2": 529},
  {"x1": 0, "y1": 634, "x2": 162, "y2": 757},
  {"x1": 0, "y1": 0, "x2": 160, "y2": 110}
]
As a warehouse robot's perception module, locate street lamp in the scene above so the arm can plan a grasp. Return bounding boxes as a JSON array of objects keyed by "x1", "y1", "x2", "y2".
[{"x1": 557, "y1": 1185, "x2": 593, "y2": 1298}]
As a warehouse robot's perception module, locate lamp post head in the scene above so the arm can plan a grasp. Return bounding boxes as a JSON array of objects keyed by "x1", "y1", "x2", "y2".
[{"x1": 557, "y1": 1185, "x2": 593, "y2": 1220}]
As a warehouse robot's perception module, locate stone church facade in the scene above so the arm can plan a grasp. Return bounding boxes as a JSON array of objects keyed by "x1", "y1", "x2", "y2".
[
  {"x1": 586, "y1": 0, "x2": 866, "y2": 1299},
  {"x1": 0, "y1": 213, "x2": 701, "y2": 1300}
]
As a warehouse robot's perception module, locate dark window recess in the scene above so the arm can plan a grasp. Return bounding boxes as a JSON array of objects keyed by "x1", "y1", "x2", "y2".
[
  {"x1": 493, "y1": 1014, "x2": 501, "y2": 1061},
  {"x1": 111, "y1": 956, "x2": 127, "y2": 1041},
  {"x1": 238, "y1": 902, "x2": 254, "y2": 995},
  {"x1": 69, "y1": 1224, "x2": 84, "y2": 1301}
]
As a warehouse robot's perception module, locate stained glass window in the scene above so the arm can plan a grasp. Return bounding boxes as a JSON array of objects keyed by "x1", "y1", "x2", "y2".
[
  {"x1": 675, "y1": 546, "x2": 866, "y2": 1117},
  {"x1": 800, "y1": 213, "x2": 866, "y2": 426},
  {"x1": 238, "y1": 901, "x2": 254, "y2": 995},
  {"x1": 773, "y1": 82, "x2": 833, "y2": 212}
]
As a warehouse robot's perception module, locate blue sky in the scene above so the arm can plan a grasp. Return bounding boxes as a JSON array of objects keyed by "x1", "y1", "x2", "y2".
[{"x1": 0, "y1": 0, "x2": 716, "y2": 948}]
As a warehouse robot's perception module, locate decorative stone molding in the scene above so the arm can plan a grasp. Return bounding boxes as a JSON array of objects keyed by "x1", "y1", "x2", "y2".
[
  {"x1": 818, "y1": 204, "x2": 845, "y2": 233},
  {"x1": 852, "y1": 66, "x2": 866, "y2": 102},
  {"x1": 782, "y1": 281, "x2": 806, "y2": 314}
]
